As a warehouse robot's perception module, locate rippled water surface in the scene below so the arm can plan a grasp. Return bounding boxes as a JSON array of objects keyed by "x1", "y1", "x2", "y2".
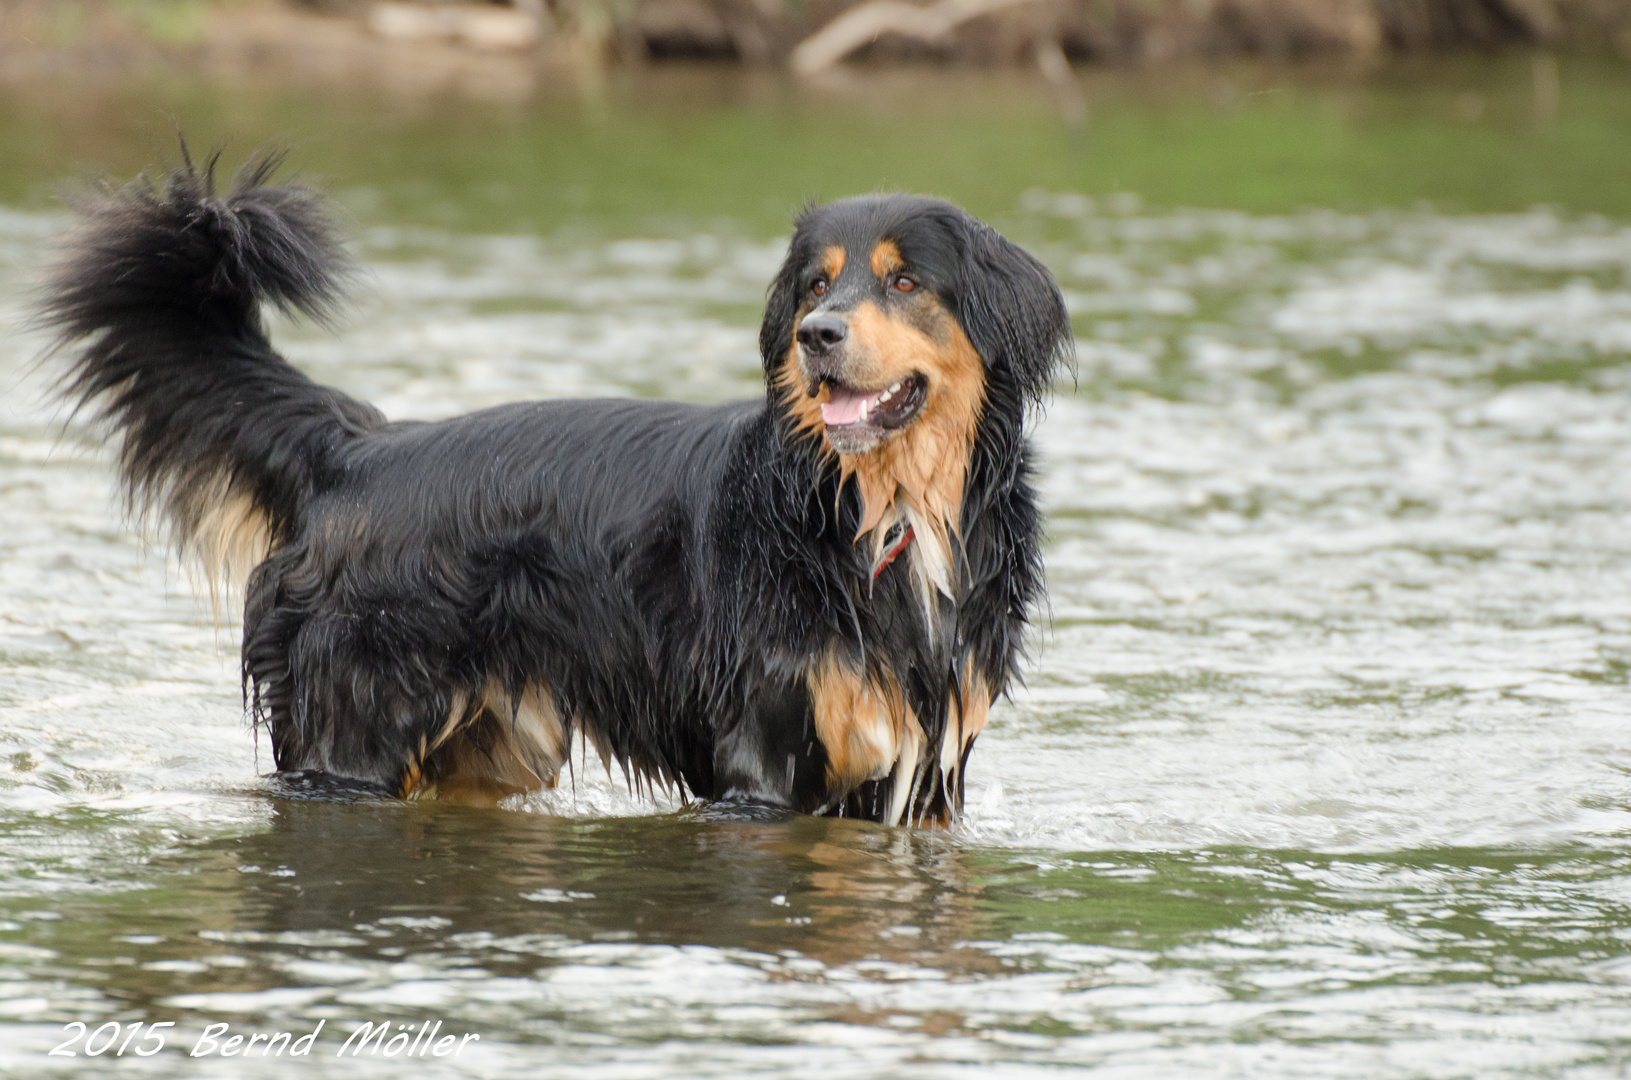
[{"x1": 3, "y1": 71, "x2": 1631, "y2": 1077}]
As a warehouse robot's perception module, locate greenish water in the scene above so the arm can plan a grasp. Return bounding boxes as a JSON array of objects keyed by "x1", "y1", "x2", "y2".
[
  {"x1": 2, "y1": 55, "x2": 1630, "y2": 233},
  {"x1": 2, "y1": 57, "x2": 1631, "y2": 1078}
]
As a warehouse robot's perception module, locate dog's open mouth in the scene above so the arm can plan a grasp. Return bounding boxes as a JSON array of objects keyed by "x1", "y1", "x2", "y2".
[{"x1": 814, "y1": 374, "x2": 927, "y2": 451}]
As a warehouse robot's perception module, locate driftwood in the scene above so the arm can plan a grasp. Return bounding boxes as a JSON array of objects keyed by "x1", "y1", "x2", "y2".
[
  {"x1": 1032, "y1": 35, "x2": 1084, "y2": 125},
  {"x1": 369, "y1": 1, "x2": 544, "y2": 48},
  {"x1": 789, "y1": 0, "x2": 1043, "y2": 74},
  {"x1": 788, "y1": 0, "x2": 1085, "y2": 125}
]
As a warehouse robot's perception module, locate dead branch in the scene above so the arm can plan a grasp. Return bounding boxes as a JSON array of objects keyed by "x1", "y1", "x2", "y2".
[{"x1": 790, "y1": 0, "x2": 1042, "y2": 75}]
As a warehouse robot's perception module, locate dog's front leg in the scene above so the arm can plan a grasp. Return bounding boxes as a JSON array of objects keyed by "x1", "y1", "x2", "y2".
[{"x1": 709, "y1": 678, "x2": 828, "y2": 814}]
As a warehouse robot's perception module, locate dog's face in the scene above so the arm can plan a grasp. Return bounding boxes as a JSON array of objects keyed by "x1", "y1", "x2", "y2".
[
  {"x1": 761, "y1": 195, "x2": 1069, "y2": 459},
  {"x1": 780, "y1": 216, "x2": 972, "y2": 455}
]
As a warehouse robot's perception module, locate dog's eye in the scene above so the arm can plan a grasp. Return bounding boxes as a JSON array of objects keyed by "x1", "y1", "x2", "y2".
[
  {"x1": 892, "y1": 275, "x2": 916, "y2": 293},
  {"x1": 811, "y1": 277, "x2": 828, "y2": 297}
]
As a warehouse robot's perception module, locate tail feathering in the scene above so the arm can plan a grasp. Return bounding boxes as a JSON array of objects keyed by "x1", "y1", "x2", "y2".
[{"x1": 36, "y1": 149, "x2": 380, "y2": 596}]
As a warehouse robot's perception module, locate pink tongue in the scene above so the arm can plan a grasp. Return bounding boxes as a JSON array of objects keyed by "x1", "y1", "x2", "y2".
[{"x1": 820, "y1": 385, "x2": 882, "y2": 427}]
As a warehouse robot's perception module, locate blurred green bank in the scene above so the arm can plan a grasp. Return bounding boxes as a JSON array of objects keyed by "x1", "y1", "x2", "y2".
[{"x1": 0, "y1": 52, "x2": 1626, "y2": 233}]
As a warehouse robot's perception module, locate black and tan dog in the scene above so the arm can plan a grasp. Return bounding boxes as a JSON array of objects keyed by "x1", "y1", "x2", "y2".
[{"x1": 40, "y1": 156, "x2": 1070, "y2": 824}]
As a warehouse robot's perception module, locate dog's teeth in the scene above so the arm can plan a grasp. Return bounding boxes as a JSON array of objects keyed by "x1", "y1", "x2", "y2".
[
  {"x1": 888, "y1": 380, "x2": 902, "y2": 393},
  {"x1": 859, "y1": 399, "x2": 870, "y2": 420},
  {"x1": 878, "y1": 388, "x2": 892, "y2": 403}
]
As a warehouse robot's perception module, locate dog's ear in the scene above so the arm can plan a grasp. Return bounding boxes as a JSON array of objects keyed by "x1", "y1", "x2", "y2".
[
  {"x1": 760, "y1": 213, "x2": 817, "y2": 375},
  {"x1": 953, "y1": 216, "x2": 1072, "y2": 403},
  {"x1": 759, "y1": 257, "x2": 800, "y2": 375}
]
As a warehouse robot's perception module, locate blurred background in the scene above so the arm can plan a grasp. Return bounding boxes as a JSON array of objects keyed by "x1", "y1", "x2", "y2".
[
  {"x1": 3, "y1": 3, "x2": 1631, "y2": 1078},
  {"x1": 0, "y1": 0, "x2": 1628, "y2": 225}
]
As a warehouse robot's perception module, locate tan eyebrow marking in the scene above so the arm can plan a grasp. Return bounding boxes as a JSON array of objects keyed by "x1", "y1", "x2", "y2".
[
  {"x1": 820, "y1": 245, "x2": 846, "y2": 280},
  {"x1": 870, "y1": 240, "x2": 903, "y2": 279}
]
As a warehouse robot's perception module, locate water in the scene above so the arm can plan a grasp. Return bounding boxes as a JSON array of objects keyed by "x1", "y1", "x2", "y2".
[{"x1": 2, "y1": 64, "x2": 1631, "y2": 1078}]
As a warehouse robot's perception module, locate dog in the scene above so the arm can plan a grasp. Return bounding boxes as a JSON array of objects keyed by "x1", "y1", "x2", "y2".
[{"x1": 39, "y1": 154, "x2": 1070, "y2": 825}]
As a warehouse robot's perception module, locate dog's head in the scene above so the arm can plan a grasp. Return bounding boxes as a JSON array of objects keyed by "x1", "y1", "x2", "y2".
[{"x1": 760, "y1": 195, "x2": 1070, "y2": 457}]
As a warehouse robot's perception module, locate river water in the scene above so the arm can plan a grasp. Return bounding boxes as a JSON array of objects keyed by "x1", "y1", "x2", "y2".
[{"x1": 2, "y1": 66, "x2": 1631, "y2": 1078}]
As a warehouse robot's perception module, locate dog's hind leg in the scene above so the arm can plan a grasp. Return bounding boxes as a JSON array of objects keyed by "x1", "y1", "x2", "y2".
[
  {"x1": 243, "y1": 553, "x2": 464, "y2": 797},
  {"x1": 415, "y1": 681, "x2": 570, "y2": 806}
]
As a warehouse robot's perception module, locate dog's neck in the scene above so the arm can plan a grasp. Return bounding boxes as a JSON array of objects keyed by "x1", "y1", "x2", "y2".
[{"x1": 840, "y1": 402, "x2": 976, "y2": 605}]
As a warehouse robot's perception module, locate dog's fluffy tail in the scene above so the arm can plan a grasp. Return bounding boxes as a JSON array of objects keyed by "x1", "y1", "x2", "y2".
[{"x1": 38, "y1": 152, "x2": 382, "y2": 592}]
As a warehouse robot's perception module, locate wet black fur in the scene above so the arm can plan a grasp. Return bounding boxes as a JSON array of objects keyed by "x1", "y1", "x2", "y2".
[{"x1": 39, "y1": 157, "x2": 1071, "y2": 823}]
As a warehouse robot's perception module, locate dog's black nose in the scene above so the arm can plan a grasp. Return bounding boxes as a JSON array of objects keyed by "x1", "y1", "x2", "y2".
[{"x1": 796, "y1": 313, "x2": 847, "y2": 354}]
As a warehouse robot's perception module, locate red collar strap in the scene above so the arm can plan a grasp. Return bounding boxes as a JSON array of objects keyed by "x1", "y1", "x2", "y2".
[{"x1": 870, "y1": 524, "x2": 915, "y2": 583}]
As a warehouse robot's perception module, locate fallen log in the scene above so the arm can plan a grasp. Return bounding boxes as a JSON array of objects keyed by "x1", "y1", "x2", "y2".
[{"x1": 789, "y1": 0, "x2": 1042, "y2": 75}]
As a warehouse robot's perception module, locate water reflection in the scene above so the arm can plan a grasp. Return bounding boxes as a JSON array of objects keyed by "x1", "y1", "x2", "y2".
[
  {"x1": 7, "y1": 805, "x2": 1631, "y2": 1077},
  {"x1": 216, "y1": 801, "x2": 999, "y2": 974}
]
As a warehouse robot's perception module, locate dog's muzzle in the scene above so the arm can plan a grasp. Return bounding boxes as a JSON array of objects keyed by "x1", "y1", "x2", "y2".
[{"x1": 795, "y1": 311, "x2": 928, "y2": 453}]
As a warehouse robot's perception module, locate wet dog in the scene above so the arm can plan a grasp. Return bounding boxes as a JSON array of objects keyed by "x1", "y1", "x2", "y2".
[{"x1": 40, "y1": 155, "x2": 1070, "y2": 824}]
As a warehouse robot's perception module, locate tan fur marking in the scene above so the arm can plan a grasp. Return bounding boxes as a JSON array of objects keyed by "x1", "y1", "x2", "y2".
[
  {"x1": 429, "y1": 689, "x2": 473, "y2": 759},
  {"x1": 820, "y1": 244, "x2": 846, "y2": 281},
  {"x1": 940, "y1": 666, "x2": 993, "y2": 795},
  {"x1": 399, "y1": 734, "x2": 428, "y2": 799},
  {"x1": 806, "y1": 656, "x2": 996, "y2": 824},
  {"x1": 409, "y1": 680, "x2": 569, "y2": 806},
  {"x1": 190, "y1": 488, "x2": 273, "y2": 615},
  {"x1": 506, "y1": 682, "x2": 571, "y2": 783},
  {"x1": 885, "y1": 711, "x2": 925, "y2": 826},
  {"x1": 869, "y1": 239, "x2": 903, "y2": 279},
  {"x1": 809, "y1": 652, "x2": 909, "y2": 792},
  {"x1": 961, "y1": 671, "x2": 992, "y2": 743}
]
